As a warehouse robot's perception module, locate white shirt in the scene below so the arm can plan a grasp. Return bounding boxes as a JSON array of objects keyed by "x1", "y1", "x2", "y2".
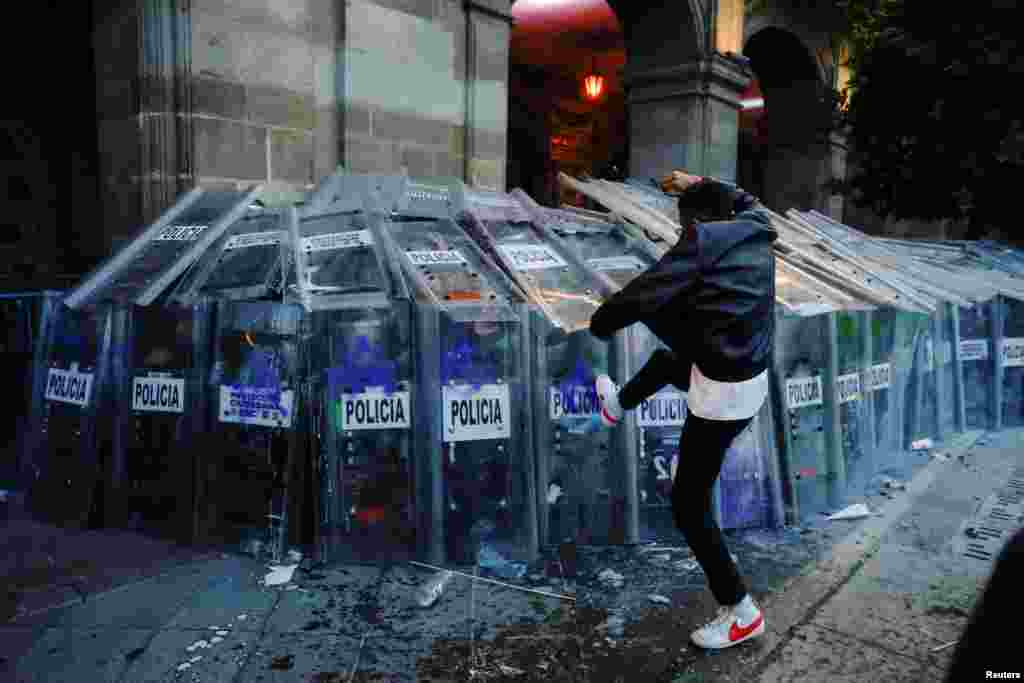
[{"x1": 686, "y1": 363, "x2": 769, "y2": 421}]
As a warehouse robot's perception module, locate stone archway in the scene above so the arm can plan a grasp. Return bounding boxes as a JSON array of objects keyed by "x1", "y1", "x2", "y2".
[
  {"x1": 741, "y1": 26, "x2": 840, "y2": 215},
  {"x1": 509, "y1": 0, "x2": 747, "y2": 184}
]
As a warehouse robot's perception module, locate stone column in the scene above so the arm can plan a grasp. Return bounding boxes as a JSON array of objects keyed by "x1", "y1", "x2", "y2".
[
  {"x1": 463, "y1": 0, "x2": 513, "y2": 190},
  {"x1": 94, "y1": 0, "x2": 195, "y2": 257},
  {"x1": 624, "y1": 53, "x2": 751, "y2": 182}
]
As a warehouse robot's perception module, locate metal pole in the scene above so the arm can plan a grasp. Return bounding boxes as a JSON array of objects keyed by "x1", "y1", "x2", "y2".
[
  {"x1": 769, "y1": 315, "x2": 799, "y2": 526},
  {"x1": 931, "y1": 313, "x2": 945, "y2": 443},
  {"x1": 822, "y1": 313, "x2": 846, "y2": 509},
  {"x1": 860, "y1": 311, "x2": 877, "y2": 459},
  {"x1": 415, "y1": 305, "x2": 445, "y2": 566},
  {"x1": 105, "y1": 304, "x2": 132, "y2": 529},
  {"x1": 612, "y1": 328, "x2": 639, "y2": 545},
  {"x1": 992, "y1": 297, "x2": 1005, "y2": 432},
  {"x1": 21, "y1": 294, "x2": 61, "y2": 489},
  {"x1": 532, "y1": 312, "x2": 552, "y2": 548},
  {"x1": 949, "y1": 304, "x2": 967, "y2": 434},
  {"x1": 517, "y1": 303, "x2": 539, "y2": 562}
]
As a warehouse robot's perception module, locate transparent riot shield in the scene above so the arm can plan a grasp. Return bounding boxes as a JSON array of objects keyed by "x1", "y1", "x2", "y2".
[
  {"x1": 834, "y1": 311, "x2": 872, "y2": 493},
  {"x1": 453, "y1": 185, "x2": 606, "y2": 334},
  {"x1": 290, "y1": 194, "x2": 418, "y2": 565},
  {"x1": 774, "y1": 312, "x2": 835, "y2": 520},
  {"x1": 958, "y1": 303, "x2": 994, "y2": 429},
  {"x1": 202, "y1": 301, "x2": 302, "y2": 562},
  {"x1": 999, "y1": 296, "x2": 1024, "y2": 427},
  {"x1": 25, "y1": 301, "x2": 112, "y2": 528},
  {"x1": 373, "y1": 182, "x2": 537, "y2": 569},
  {"x1": 65, "y1": 187, "x2": 261, "y2": 309},
  {"x1": 106, "y1": 303, "x2": 211, "y2": 543},
  {"x1": 168, "y1": 208, "x2": 291, "y2": 305},
  {"x1": 308, "y1": 303, "x2": 416, "y2": 564},
  {"x1": 0, "y1": 292, "x2": 49, "y2": 492},
  {"x1": 934, "y1": 304, "x2": 958, "y2": 438}
]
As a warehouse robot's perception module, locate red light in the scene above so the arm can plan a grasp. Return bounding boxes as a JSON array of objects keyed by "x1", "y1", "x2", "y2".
[{"x1": 583, "y1": 74, "x2": 604, "y2": 100}]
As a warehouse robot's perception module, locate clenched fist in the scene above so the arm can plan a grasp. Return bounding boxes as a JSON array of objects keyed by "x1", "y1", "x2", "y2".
[{"x1": 660, "y1": 170, "x2": 703, "y2": 195}]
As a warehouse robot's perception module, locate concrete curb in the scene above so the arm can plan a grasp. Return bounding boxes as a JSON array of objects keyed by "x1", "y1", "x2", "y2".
[{"x1": 747, "y1": 430, "x2": 986, "y2": 675}]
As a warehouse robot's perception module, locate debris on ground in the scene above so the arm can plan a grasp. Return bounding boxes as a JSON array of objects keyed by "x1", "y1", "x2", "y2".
[
  {"x1": 416, "y1": 570, "x2": 455, "y2": 608},
  {"x1": 597, "y1": 569, "x2": 625, "y2": 588},
  {"x1": 479, "y1": 544, "x2": 528, "y2": 579},
  {"x1": 648, "y1": 595, "x2": 672, "y2": 605},
  {"x1": 263, "y1": 564, "x2": 299, "y2": 587},
  {"x1": 911, "y1": 438, "x2": 934, "y2": 450},
  {"x1": 931, "y1": 452, "x2": 950, "y2": 461},
  {"x1": 595, "y1": 615, "x2": 625, "y2": 637},
  {"x1": 270, "y1": 654, "x2": 295, "y2": 670},
  {"x1": 826, "y1": 503, "x2": 873, "y2": 521}
]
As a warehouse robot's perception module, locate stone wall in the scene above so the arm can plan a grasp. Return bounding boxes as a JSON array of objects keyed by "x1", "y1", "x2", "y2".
[
  {"x1": 190, "y1": 0, "x2": 341, "y2": 199},
  {"x1": 343, "y1": 0, "x2": 510, "y2": 191}
]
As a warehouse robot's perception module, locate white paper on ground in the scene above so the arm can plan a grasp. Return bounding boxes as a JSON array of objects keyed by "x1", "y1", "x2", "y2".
[
  {"x1": 827, "y1": 503, "x2": 872, "y2": 520},
  {"x1": 263, "y1": 564, "x2": 299, "y2": 586},
  {"x1": 911, "y1": 438, "x2": 934, "y2": 450}
]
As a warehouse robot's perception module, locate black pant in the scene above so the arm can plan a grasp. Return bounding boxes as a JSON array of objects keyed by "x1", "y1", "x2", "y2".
[
  {"x1": 619, "y1": 349, "x2": 691, "y2": 409},
  {"x1": 619, "y1": 348, "x2": 750, "y2": 606}
]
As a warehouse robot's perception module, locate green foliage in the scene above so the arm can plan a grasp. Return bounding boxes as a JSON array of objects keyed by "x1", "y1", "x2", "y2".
[{"x1": 829, "y1": 0, "x2": 1024, "y2": 239}]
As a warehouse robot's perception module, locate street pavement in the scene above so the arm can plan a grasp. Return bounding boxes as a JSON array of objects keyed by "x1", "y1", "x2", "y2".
[{"x1": 1, "y1": 428, "x2": 1019, "y2": 682}]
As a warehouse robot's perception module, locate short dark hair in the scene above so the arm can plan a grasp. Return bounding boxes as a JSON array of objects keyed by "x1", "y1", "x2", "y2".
[{"x1": 677, "y1": 179, "x2": 735, "y2": 224}]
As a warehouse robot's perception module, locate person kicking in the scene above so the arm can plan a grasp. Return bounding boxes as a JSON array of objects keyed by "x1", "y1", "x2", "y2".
[{"x1": 589, "y1": 170, "x2": 776, "y2": 650}]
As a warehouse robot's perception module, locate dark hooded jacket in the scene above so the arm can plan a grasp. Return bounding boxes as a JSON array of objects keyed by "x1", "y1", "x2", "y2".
[{"x1": 589, "y1": 179, "x2": 777, "y2": 383}]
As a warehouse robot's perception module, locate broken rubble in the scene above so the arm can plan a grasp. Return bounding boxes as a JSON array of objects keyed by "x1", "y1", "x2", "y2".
[
  {"x1": 827, "y1": 503, "x2": 872, "y2": 521},
  {"x1": 648, "y1": 595, "x2": 671, "y2": 605}
]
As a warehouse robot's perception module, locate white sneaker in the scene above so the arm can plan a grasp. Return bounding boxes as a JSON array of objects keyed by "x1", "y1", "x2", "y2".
[
  {"x1": 594, "y1": 375, "x2": 623, "y2": 428},
  {"x1": 690, "y1": 599, "x2": 765, "y2": 650}
]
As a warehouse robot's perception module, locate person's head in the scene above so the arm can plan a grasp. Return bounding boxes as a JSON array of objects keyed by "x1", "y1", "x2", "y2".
[{"x1": 677, "y1": 179, "x2": 736, "y2": 227}]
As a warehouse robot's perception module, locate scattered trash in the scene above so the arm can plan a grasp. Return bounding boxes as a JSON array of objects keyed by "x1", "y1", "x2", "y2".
[
  {"x1": 287, "y1": 549, "x2": 303, "y2": 563},
  {"x1": 237, "y1": 614, "x2": 248, "y2": 621},
  {"x1": 648, "y1": 594, "x2": 671, "y2": 605},
  {"x1": 675, "y1": 559, "x2": 701, "y2": 572},
  {"x1": 189, "y1": 655, "x2": 203, "y2": 664},
  {"x1": 911, "y1": 438, "x2": 934, "y2": 450},
  {"x1": 649, "y1": 554, "x2": 672, "y2": 563},
  {"x1": 216, "y1": 630, "x2": 229, "y2": 637},
  {"x1": 285, "y1": 585, "x2": 298, "y2": 591},
  {"x1": 263, "y1": 564, "x2": 299, "y2": 587},
  {"x1": 211, "y1": 637, "x2": 224, "y2": 644},
  {"x1": 597, "y1": 569, "x2": 625, "y2": 587},
  {"x1": 186, "y1": 640, "x2": 210, "y2": 653},
  {"x1": 933, "y1": 640, "x2": 958, "y2": 653},
  {"x1": 416, "y1": 570, "x2": 454, "y2": 608},
  {"x1": 879, "y1": 476, "x2": 907, "y2": 491},
  {"x1": 176, "y1": 663, "x2": 192, "y2": 672},
  {"x1": 595, "y1": 615, "x2": 625, "y2": 637},
  {"x1": 638, "y1": 544, "x2": 687, "y2": 554},
  {"x1": 498, "y1": 664, "x2": 526, "y2": 676},
  {"x1": 931, "y1": 452, "x2": 950, "y2": 461},
  {"x1": 546, "y1": 483, "x2": 563, "y2": 504},
  {"x1": 270, "y1": 654, "x2": 295, "y2": 670},
  {"x1": 478, "y1": 544, "x2": 528, "y2": 579},
  {"x1": 827, "y1": 503, "x2": 873, "y2": 521}
]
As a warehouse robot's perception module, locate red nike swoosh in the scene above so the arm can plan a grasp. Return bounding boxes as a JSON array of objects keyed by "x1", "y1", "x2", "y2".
[
  {"x1": 729, "y1": 614, "x2": 763, "y2": 642},
  {"x1": 602, "y1": 407, "x2": 618, "y2": 424}
]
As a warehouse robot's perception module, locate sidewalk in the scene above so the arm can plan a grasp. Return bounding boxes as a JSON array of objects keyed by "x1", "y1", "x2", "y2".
[
  {"x1": 679, "y1": 427, "x2": 1018, "y2": 683},
  {"x1": 1, "y1": 428, "x2": 1017, "y2": 682}
]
